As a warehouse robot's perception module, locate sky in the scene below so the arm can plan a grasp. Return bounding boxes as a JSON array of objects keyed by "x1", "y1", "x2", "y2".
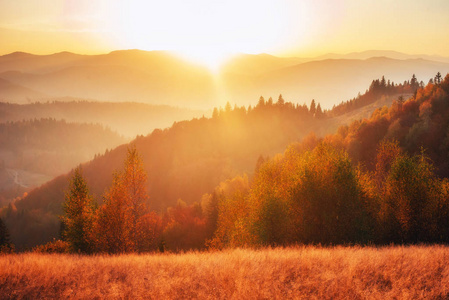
[{"x1": 1, "y1": 0, "x2": 449, "y2": 68}]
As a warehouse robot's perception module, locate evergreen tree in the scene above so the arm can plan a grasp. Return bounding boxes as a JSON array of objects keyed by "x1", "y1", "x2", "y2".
[
  {"x1": 309, "y1": 99, "x2": 316, "y2": 116},
  {"x1": 277, "y1": 94, "x2": 285, "y2": 106},
  {"x1": 212, "y1": 107, "x2": 219, "y2": 119},
  {"x1": 61, "y1": 167, "x2": 96, "y2": 253},
  {"x1": 0, "y1": 218, "x2": 11, "y2": 248},
  {"x1": 315, "y1": 103, "x2": 324, "y2": 118},
  {"x1": 435, "y1": 72, "x2": 442, "y2": 84}
]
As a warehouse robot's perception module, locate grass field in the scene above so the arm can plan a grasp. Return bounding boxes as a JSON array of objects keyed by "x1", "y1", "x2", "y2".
[{"x1": 1, "y1": 245, "x2": 448, "y2": 299}]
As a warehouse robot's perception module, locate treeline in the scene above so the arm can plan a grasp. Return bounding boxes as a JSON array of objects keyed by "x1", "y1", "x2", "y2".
[
  {"x1": 213, "y1": 95, "x2": 325, "y2": 119},
  {"x1": 4, "y1": 73, "x2": 449, "y2": 251},
  {"x1": 56, "y1": 141, "x2": 449, "y2": 253},
  {"x1": 328, "y1": 74, "x2": 437, "y2": 117},
  {"x1": 210, "y1": 141, "x2": 449, "y2": 247},
  {"x1": 55, "y1": 73, "x2": 449, "y2": 252}
]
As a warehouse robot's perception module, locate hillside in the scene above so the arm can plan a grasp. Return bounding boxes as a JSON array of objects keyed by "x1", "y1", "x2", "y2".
[
  {"x1": 2, "y1": 98, "x2": 321, "y2": 248},
  {"x1": 3, "y1": 74, "x2": 449, "y2": 249},
  {"x1": 0, "y1": 78, "x2": 46, "y2": 102},
  {"x1": 0, "y1": 118, "x2": 126, "y2": 205},
  {"x1": 222, "y1": 57, "x2": 449, "y2": 108},
  {"x1": 0, "y1": 100, "x2": 207, "y2": 138},
  {"x1": 0, "y1": 50, "x2": 216, "y2": 107}
]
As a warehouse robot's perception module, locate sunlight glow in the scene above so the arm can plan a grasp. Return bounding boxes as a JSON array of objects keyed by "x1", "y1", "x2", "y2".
[{"x1": 104, "y1": 0, "x2": 313, "y2": 70}]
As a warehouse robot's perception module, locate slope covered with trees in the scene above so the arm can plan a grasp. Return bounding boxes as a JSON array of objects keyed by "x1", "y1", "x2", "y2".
[
  {"x1": 0, "y1": 118, "x2": 126, "y2": 205},
  {"x1": 3, "y1": 73, "x2": 449, "y2": 250}
]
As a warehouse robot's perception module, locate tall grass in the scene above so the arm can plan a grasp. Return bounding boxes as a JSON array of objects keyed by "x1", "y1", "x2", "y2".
[{"x1": 1, "y1": 245, "x2": 449, "y2": 299}]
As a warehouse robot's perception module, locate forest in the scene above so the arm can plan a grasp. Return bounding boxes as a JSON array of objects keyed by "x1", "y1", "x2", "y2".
[{"x1": 2, "y1": 73, "x2": 448, "y2": 253}]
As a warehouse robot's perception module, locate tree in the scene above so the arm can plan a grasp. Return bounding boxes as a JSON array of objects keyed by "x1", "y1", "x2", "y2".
[
  {"x1": 277, "y1": 94, "x2": 285, "y2": 106},
  {"x1": 212, "y1": 107, "x2": 219, "y2": 119},
  {"x1": 309, "y1": 99, "x2": 316, "y2": 116},
  {"x1": 435, "y1": 72, "x2": 442, "y2": 85},
  {"x1": 61, "y1": 167, "x2": 96, "y2": 253},
  {"x1": 380, "y1": 76, "x2": 386, "y2": 89},
  {"x1": 225, "y1": 102, "x2": 232, "y2": 113},
  {"x1": 122, "y1": 146, "x2": 154, "y2": 251},
  {"x1": 410, "y1": 74, "x2": 418, "y2": 90},
  {"x1": 95, "y1": 146, "x2": 160, "y2": 253},
  {"x1": 315, "y1": 103, "x2": 324, "y2": 118},
  {"x1": 0, "y1": 217, "x2": 13, "y2": 252}
]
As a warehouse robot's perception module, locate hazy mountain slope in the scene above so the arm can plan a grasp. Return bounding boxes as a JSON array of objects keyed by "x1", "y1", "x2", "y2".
[
  {"x1": 0, "y1": 64, "x2": 216, "y2": 107},
  {"x1": 0, "y1": 51, "x2": 85, "y2": 74},
  {"x1": 1, "y1": 79, "x2": 417, "y2": 249},
  {"x1": 0, "y1": 118, "x2": 127, "y2": 204},
  {"x1": 220, "y1": 53, "x2": 307, "y2": 75},
  {"x1": 0, "y1": 78, "x2": 46, "y2": 102},
  {"x1": 0, "y1": 100, "x2": 207, "y2": 138},
  {"x1": 222, "y1": 57, "x2": 449, "y2": 108},
  {"x1": 1, "y1": 50, "x2": 448, "y2": 108},
  {"x1": 316, "y1": 50, "x2": 449, "y2": 64}
]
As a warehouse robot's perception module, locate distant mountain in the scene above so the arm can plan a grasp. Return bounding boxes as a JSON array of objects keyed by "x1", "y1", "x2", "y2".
[
  {"x1": 220, "y1": 53, "x2": 306, "y2": 75},
  {"x1": 0, "y1": 51, "x2": 85, "y2": 74},
  {"x1": 0, "y1": 50, "x2": 216, "y2": 107},
  {"x1": 1, "y1": 50, "x2": 448, "y2": 108},
  {"x1": 0, "y1": 100, "x2": 207, "y2": 138},
  {"x1": 315, "y1": 50, "x2": 449, "y2": 64},
  {"x1": 221, "y1": 57, "x2": 449, "y2": 108},
  {"x1": 0, "y1": 77, "x2": 46, "y2": 102},
  {"x1": 0, "y1": 118, "x2": 127, "y2": 205}
]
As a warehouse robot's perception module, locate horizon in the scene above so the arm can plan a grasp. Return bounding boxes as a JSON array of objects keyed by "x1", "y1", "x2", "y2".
[
  {"x1": 1, "y1": 0, "x2": 448, "y2": 70},
  {"x1": 2, "y1": 48, "x2": 449, "y2": 75}
]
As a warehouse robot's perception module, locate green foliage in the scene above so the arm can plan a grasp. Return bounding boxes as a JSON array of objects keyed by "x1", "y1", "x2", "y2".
[
  {"x1": 0, "y1": 217, "x2": 14, "y2": 253},
  {"x1": 61, "y1": 167, "x2": 96, "y2": 253}
]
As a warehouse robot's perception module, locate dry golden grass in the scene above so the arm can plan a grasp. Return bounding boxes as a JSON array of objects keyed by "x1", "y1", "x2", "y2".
[{"x1": 1, "y1": 245, "x2": 449, "y2": 299}]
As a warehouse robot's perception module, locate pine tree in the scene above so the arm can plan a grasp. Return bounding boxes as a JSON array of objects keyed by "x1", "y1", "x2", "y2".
[
  {"x1": 435, "y1": 72, "x2": 442, "y2": 85},
  {"x1": 277, "y1": 94, "x2": 285, "y2": 106},
  {"x1": 61, "y1": 167, "x2": 96, "y2": 253},
  {"x1": 315, "y1": 103, "x2": 324, "y2": 118},
  {"x1": 309, "y1": 99, "x2": 316, "y2": 116},
  {"x1": 0, "y1": 218, "x2": 11, "y2": 247}
]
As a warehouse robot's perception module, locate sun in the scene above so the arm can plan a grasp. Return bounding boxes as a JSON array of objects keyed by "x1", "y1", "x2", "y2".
[
  {"x1": 172, "y1": 48, "x2": 233, "y2": 73},
  {"x1": 103, "y1": 0, "x2": 313, "y2": 71}
]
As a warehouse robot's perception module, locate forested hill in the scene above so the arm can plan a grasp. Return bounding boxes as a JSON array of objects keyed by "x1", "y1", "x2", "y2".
[
  {"x1": 0, "y1": 118, "x2": 126, "y2": 206},
  {"x1": 17, "y1": 99, "x2": 320, "y2": 213},
  {"x1": 3, "y1": 73, "x2": 449, "y2": 249},
  {"x1": 3, "y1": 98, "x2": 323, "y2": 248},
  {"x1": 322, "y1": 73, "x2": 449, "y2": 176}
]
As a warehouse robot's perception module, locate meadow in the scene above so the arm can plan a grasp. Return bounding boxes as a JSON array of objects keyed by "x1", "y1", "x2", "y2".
[{"x1": 1, "y1": 245, "x2": 448, "y2": 299}]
